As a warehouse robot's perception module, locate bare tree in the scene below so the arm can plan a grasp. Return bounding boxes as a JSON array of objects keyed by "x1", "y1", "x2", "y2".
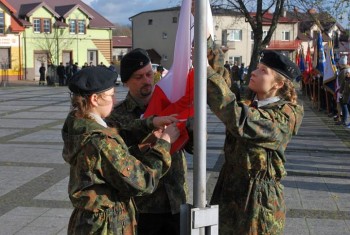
[
  {"x1": 210, "y1": 0, "x2": 285, "y2": 77},
  {"x1": 112, "y1": 23, "x2": 132, "y2": 37},
  {"x1": 30, "y1": 25, "x2": 74, "y2": 65},
  {"x1": 285, "y1": 0, "x2": 349, "y2": 29}
]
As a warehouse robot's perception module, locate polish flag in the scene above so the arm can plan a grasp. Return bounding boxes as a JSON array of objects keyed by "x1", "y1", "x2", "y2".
[
  {"x1": 305, "y1": 45, "x2": 312, "y2": 74},
  {"x1": 144, "y1": 0, "x2": 213, "y2": 153}
]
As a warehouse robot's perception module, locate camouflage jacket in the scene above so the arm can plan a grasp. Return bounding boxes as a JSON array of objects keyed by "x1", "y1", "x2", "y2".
[
  {"x1": 62, "y1": 112, "x2": 171, "y2": 234},
  {"x1": 106, "y1": 93, "x2": 189, "y2": 214},
  {"x1": 207, "y1": 66, "x2": 304, "y2": 235}
]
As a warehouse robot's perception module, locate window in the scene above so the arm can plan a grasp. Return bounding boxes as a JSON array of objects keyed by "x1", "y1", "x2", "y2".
[
  {"x1": 78, "y1": 20, "x2": 85, "y2": 34},
  {"x1": 68, "y1": 19, "x2": 86, "y2": 34},
  {"x1": 234, "y1": 56, "x2": 242, "y2": 65},
  {"x1": 227, "y1": 29, "x2": 242, "y2": 41},
  {"x1": 148, "y1": 19, "x2": 153, "y2": 25},
  {"x1": 43, "y1": 19, "x2": 51, "y2": 33},
  {"x1": 162, "y1": 32, "x2": 167, "y2": 39},
  {"x1": 33, "y1": 18, "x2": 51, "y2": 33},
  {"x1": 33, "y1": 19, "x2": 41, "y2": 33},
  {"x1": 0, "y1": 11, "x2": 4, "y2": 34},
  {"x1": 282, "y1": 31, "x2": 290, "y2": 41},
  {"x1": 0, "y1": 48, "x2": 11, "y2": 69},
  {"x1": 172, "y1": 17, "x2": 178, "y2": 23},
  {"x1": 69, "y1": 20, "x2": 76, "y2": 34}
]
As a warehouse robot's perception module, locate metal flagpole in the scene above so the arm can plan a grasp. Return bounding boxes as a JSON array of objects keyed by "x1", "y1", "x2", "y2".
[
  {"x1": 193, "y1": 0, "x2": 207, "y2": 211},
  {"x1": 181, "y1": 0, "x2": 218, "y2": 233}
]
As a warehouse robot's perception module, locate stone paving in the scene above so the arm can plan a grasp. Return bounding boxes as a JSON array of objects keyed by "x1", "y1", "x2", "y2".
[{"x1": 0, "y1": 84, "x2": 349, "y2": 234}]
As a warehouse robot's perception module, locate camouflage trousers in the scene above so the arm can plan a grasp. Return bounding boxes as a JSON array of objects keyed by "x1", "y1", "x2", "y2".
[
  {"x1": 211, "y1": 165, "x2": 286, "y2": 235},
  {"x1": 68, "y1": 207, "x2": 135, "y2": 235}
]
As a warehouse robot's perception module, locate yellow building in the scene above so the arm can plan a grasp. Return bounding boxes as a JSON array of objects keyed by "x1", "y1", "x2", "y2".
[{"x1": 0, "y1": 0, "x2": 24, "y2": 83}]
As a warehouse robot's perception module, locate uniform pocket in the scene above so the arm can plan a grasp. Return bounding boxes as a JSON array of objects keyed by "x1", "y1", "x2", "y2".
[{"x1": 251, "y1": 180, "x2": 285, "y2": 235}]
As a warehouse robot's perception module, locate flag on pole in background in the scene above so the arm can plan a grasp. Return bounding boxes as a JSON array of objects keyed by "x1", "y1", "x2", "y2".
[
  {"x1": 316, "y1": 31, "x2": 326, "y2": 75},
  {"x1": 299, "y1": 48, "x2": 306, "y2": 73},
  {"x1": 302, "y1": 44, "x2": 312, "y2": 84},
  {"x1": 323, "y1": 42, "x2": 337, "y2": 94},
  {"x1": 143, "y1": 0, "x2": 214, "y2": 153},
  {"x1": 305, "y1": 45, "x2": 312, "y2": 74},
  {"x1": 295, "y1": 49, "x2": 300, "y2": 66}
]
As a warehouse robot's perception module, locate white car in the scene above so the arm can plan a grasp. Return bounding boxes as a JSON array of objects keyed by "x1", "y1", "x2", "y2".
[{"x1": 152, "y1": 64, "x2": 168, "y2": 77}]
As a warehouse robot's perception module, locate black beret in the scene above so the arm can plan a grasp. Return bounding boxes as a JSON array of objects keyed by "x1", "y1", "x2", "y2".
[
  {"x1": 120, "y1": 48, "x2": 151, "y2": 83},
  {"x1": 68, "y1": 67, "x2": 117, "y2": 95},
  {"x1": 260, "y1": 50, "x2": 301, "y2": 81}
]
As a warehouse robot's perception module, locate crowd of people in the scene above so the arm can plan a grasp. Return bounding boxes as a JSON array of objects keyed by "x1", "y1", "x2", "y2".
[
  {"x1": 301, "y1": 55, "x2": 350, "y2": 129},
  {"x1": 39, "y1": 61, "x2": 117, "y2": 86},
  {"x1": 62, "y1": 40, "x2": 304, "y2": 234}
]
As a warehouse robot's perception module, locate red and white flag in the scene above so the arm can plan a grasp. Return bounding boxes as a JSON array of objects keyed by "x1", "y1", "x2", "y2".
[{"x1": 144, "y1": 0, "x2": 213, "y2": 153}]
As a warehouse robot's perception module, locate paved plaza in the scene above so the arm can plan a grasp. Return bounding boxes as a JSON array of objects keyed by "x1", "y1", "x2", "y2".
[{"x1": 0, "y1": 83, "x2": 349, "y2": 234}]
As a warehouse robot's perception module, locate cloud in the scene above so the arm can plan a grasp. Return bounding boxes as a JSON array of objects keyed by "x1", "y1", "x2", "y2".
[{"x1": 82, "y1": 0, "x2": 180, "y2": 25}]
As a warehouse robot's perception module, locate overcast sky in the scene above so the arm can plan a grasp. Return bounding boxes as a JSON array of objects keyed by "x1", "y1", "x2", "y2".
[{"x1": 82, "y1": 0, "x2": 180, "y2": 25}]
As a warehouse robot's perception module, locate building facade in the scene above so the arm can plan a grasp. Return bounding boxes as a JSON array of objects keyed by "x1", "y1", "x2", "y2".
[
  {"x1": 131, "y1": 7, "x2": 348, "y2": 68},
  {"x1": 2, "y1": 0, "x2": 115, "y2": 81},
  {"x1": 112, "y1": 36, "x2": 132, "y2": 61},
  {"x1": 0, "y1": 0, "x2": 24, "y2": 82},
  {"x1": 130, "y1": 7, "x2": 300, "y2": 68},
  {"x1": 130, "y1": 8, "x2": 179, "y2": 68}
]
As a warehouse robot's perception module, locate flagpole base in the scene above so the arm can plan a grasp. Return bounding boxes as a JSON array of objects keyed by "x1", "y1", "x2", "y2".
[{"x1": 180, "y1": 204, "x2": 219, "y2": 235}]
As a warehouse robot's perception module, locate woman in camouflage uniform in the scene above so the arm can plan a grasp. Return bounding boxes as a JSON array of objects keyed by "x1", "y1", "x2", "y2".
[
  {"x1": 207, "y1": 49, "x2": 304, "y2": 235},
  {"x1": 62, "y1": 66, "x2": 180, "y2": 235}
]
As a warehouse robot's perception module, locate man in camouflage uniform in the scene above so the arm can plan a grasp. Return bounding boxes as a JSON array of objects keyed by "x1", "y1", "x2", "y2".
[
  {"x1": 106, "y1": 48, "x2": 192, "y2": 235},
  {"x1": 63, "y1": 67, "x2": 179, "y2": 235},
  {"x1": 207, "y1": 41, "x2": 304, "y2": 234}
]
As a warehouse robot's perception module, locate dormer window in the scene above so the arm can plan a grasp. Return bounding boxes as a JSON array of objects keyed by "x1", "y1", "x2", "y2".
[
  {"x1": 33, "y1": 18, "x2": 51, "y2": 33},
  {"x1": 43, "y1": 19, "x2": 51, "y2": 33},
  {"x1": 33, "y1": 19, "x2": 40, "y2": 33},
  {"x1": 78, "y1": 20, "x2": 85, "y2": 34},
  {"x1": 282, "y1": 31, "x2": 290, "y2": 41},
  {"x1": 70, "y1": 19, "x2": 86, "y2": 34},
  {"x1": 69, "y1": 20, "x2": 76, "y2": 34}
]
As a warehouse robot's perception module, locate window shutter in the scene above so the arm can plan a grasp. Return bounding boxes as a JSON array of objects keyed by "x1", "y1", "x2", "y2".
[{"x1": 222, "y1": 29, "x2": 227, "y2": 46}]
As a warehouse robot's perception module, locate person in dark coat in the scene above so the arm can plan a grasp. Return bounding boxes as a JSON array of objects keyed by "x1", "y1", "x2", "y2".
[
  {"x1": 39, "y1": 63, "x2": 46, "y2": 86},
  {"x1": 65, "y1": 62, "x2": 72, "y2": 85},
  {"x1": 57, "y1": 62, "x2": 66, "y2": 86}
]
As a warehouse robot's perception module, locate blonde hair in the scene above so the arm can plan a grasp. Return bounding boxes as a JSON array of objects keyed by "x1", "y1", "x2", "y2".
[{"x1": 275, "y1": 72, "x2": 298, "y2": 104}]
